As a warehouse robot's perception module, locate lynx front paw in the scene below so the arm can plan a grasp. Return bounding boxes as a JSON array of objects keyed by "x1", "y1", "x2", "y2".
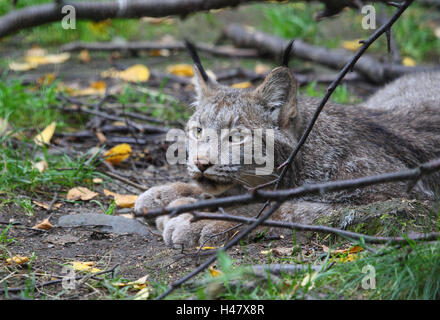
[
  {"x1": 162, "y1": 217, "x2": 233, "y2": 249},
  {"x1": 159, "y1": 199, "x2": 234, "y2": 249},
  {"x1": 134, "y1": 182, "x2": 201, "y2": 215}
]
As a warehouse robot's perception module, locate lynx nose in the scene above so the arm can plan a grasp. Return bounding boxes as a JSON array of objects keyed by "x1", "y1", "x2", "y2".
[{"x1": 195, "y1": 159, "x2": 213, "y2": 172}]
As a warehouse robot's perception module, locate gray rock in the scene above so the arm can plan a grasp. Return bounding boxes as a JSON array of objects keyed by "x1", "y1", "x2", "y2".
[{"x1": 58, "y1": 213, "x2": 149, "y2": 236}]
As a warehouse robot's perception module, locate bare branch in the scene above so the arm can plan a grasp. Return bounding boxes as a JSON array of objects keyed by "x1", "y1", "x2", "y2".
[
  {"x1": 136, "y1": 158, "x2": 440, "y2": 220},
  {"x1": 223, "y1": 23, "x2": 439, "y2": 84},
  {"x1": 190, "y1": 212, "x2": 440, "y2": 244}
]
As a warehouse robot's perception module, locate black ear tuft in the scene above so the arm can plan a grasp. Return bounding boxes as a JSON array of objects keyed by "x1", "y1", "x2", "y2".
[
  {"x1": 184, "y1": 39, "x2": 209, "y2": 82},
  {"x1": 281, "y1": 39, "x2": 295, "y2": 67}
]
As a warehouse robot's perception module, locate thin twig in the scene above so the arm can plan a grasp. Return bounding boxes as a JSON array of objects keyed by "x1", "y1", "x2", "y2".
[{"x1": 190, "y1": 212, "x2": 440, "y2": 244}]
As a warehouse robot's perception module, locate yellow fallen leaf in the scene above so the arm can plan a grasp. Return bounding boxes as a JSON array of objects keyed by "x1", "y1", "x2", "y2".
[
  {"x1": 67, "y1": 81, "x2": 106, "y2": 96},
  {"x1": 149, "y1": 49, "x2": 170, "y2": 57},
  {"x1": 339, "y1": 253, "x2": 359, "y2": 263},
  {"x1": 301, "y1": 271, "x2": 318, "y2": 289},
  {"x1": 342, "y1": 39, "x2": 362, "y2": 51},
  {"x1": 209, "y1": 266, "x2": 222, "y2": 278},
  {"x1": 79, "y1": 49, "x2": 91, "y2": 63},
  {"x1": 36, "y1": 73, "x2": 56, "y2": 87},
  {"x1": 199, "y1": 246, "x2": 217, "y2": 250},
  {"x1": 104, "y1": 143, "x2": 132, "y2": 165},
  {"x1": 71, "y1": 261, "x2": 102, "y2": 273},
  {"x1": 113, "y1": 275, "x2": 148, "y2": 290},
  {"x1": 114, "y1": 194, "x2": 138, "y2": 208},
  {"x1": 103, "y1": 189, "x2": 138, "y2": 208},
  {"x1": 254, "y1": 63, "x2": 270, "y2": 74},
  {"x1": 166, "y1": 64, "x2": 194, "y2": 77},
  {"x1": 26, "y1": 53, "x2": 70, "y2": 65},
  {"x1": 33, "y1": 200, "x2": 63, "y2": 210},
  {"x1": 134, "y1": 287, "x2": 151, "y2": 300},
  {"x1": 34, "y1": 122, "x2": 56, "y2": 146},
  {"x1": 402, "y1": 56, "x2": 416, "y2": 67},
  {"x1": 103, "y1": 189, "x2": 118, "y2": 197},
  {"x1": 33, "y1": 160, "x2": 48, "y2": 173},
  {"x1": 0, "y1": 118, "x2": 10, "y2": 136},
  {"x1": 32, "y1": 218, "x2": 53, "y2": 230},
  {"x1": 231, "y1": 81, "x2": 252, "y2": 89},
  {"x1": 88, "y1": 19, "x2": 112, "y2": 35},
  {"x1": 6, "y1": 256, "x2": 29, "y2": 265},
  {"x1": 66, "y1": 187, "x2": 98, "y2": 201},
  {"x1": 101, "y1": 64, "x2": 150, "y2": 83},
  {"x1": 435, "y1": 27, "x2": 440, "y2": 39},
  {"x1": 9, "y1": 61, "x2": 35, "y2": 71}
]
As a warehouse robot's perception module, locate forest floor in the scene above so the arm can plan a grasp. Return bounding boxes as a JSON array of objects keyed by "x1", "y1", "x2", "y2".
[{"x1": 0, "y1": 1, "x2": 440, "y2": 300}]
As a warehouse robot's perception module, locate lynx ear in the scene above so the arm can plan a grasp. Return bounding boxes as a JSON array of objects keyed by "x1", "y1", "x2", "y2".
[
  {"x1": 253, "y1": 67, "x2": 298, "y2": 128},
  {"x1": 192, "y1": 65, "x2": 218, "y2": 103},
  {"x1": 184, "y1": 39, "x2": 219, "y2": 105}
]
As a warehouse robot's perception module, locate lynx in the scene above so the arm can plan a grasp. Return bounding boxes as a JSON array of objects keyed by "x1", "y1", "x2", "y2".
[{"x1": 134, "y1": 43, "x2": 440, "y2": 248}]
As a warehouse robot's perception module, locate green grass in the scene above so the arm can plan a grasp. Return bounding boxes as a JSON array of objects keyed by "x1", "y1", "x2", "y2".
[
  {"x1": 0, "y1": 133, "x2": 103, "y2": 204},
  {"x1": 317, "y1": 240, "x2": 440, "y2": 299},
  {"x1": 300, "y1": 81, "x2": 362, "y2": 105},
  {"x1": 263, "y1": 2, "x2": 440, "y2": 64}
]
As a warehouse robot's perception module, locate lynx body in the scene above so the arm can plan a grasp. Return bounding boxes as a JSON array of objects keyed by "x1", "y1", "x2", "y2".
[{"x1": 135, "y1": 68, "x2": 440, "y2": 248}]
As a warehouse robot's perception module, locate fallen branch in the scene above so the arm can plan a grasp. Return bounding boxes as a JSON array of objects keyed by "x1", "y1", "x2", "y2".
[
  {"x1": 0, "y1": 0, "x2": 261, "y2": 39},
  {"x1": 56, "y1": 95, "x2": 169, "y2": 134},
  {"x1": 61, "y1": 41, "x2": 259, "y2": 58},
  {"x1": 0, "y1": 264, "x2": 119, "y2": 294},
  {"x1": 190, "y1": 212, "x2": 440, "y2": 244},
  {"x1": 222, "y1": 24, "x2": 440, "y2": 83}
]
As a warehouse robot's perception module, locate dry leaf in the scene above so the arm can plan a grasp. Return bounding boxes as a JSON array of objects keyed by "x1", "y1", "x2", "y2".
[
  {"x1": 101, "y1": 64, "x2": 150, "y2": 82},
  {"x1": 66, "y1": 187, "x2": 98, "y2": 201},
  {"x1": 67, "y1": 81, "x2": 107, "y2": 96},
  {"x1": 0, "y1": 118, "x2": 11, "y2": 136},
  {"x1": 71, "y1": 261, "x2": 102, "y2": 273},
  {"x1": 34, "y1": 122, "x2": 56, "y2": 146},
  {"x1": 79, "y1": 49, "x2": 91, "y2": 63},
  {"x1": 36, "y1": 73, "x2": 56, "y2": 86},
  {"x1": 254, "y1": 63, "x2": 270, "y2": 74},
  {"x1": 88, "y1": 19, "x2": 112, "y2": 35},
  {"x1": 6, "y1": 256, "x2": 30, "y2": 265},
  {"x1": 435, "y1": 27, "x2": 440, "y2": 39},
  {"x1": 272, "y1": 247, "x2": 293, "y2": 257},
  {"x1": 113, "y1": 275, "x2": 148, "y2": 290},
  {"x1": 402, "y1": 57, "x2": 416, "y2": 67},
  {"x1": 231, "y1": 81, "x2": 252, "y2": 89},
  {"x1": 209, "y1": 266, "x2": 222, "y2": 277},
  {"x1": 166, "y1": 64, "x2": 194, "y2": 77},
  {"x1": 149, "y1": 49, "x2": 170, "y2": 57},
  {"x1": 33, "y1": 160, "x2": 48, "y2": 173},
  {"x1": 103, "y1": 189, "x2": 117, "y2": 197},
  {"x1": 33, "y1": 200, "x2": 63, "y2": 210},
  {"x1": 32, "y1": 218, "x2": 53, "y2": 230},
  {"x1": 103, "y1": 189, "x2": 138, "y2": 208},
  {"x1": 9, "y1": 50, "x2": 70, "y2": 71},
  {"x1": 96, "y1": 130, "x2": 107, "y2": 144},
  {"x1": 104, "y1": 143, "x2": 132, "y2": 165},
  {"x1": 199, "y1": 246, "x2": 217, "y2": 250},
  {"x1": 134, "y1": 287, "x2": 151, "y2": 300},
  {"x1": 114, "y1": 194, "x2": 138, "y2": 208},
  {"x1": 341, "y1": 39, "x2": 362, "y2": 51},
  {"x1": 301, "y1": 271, "x2": 318, "y2": 289}
]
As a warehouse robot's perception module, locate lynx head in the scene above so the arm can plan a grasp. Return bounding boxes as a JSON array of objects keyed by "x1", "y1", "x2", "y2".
[{"x1": 184, "y1": 41, "x2": 300, "y2": 195}]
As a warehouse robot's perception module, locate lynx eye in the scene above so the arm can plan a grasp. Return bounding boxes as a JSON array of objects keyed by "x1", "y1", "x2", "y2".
[{"x1": 189, "y1": 126, "x2": 203, "y2": 140}]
